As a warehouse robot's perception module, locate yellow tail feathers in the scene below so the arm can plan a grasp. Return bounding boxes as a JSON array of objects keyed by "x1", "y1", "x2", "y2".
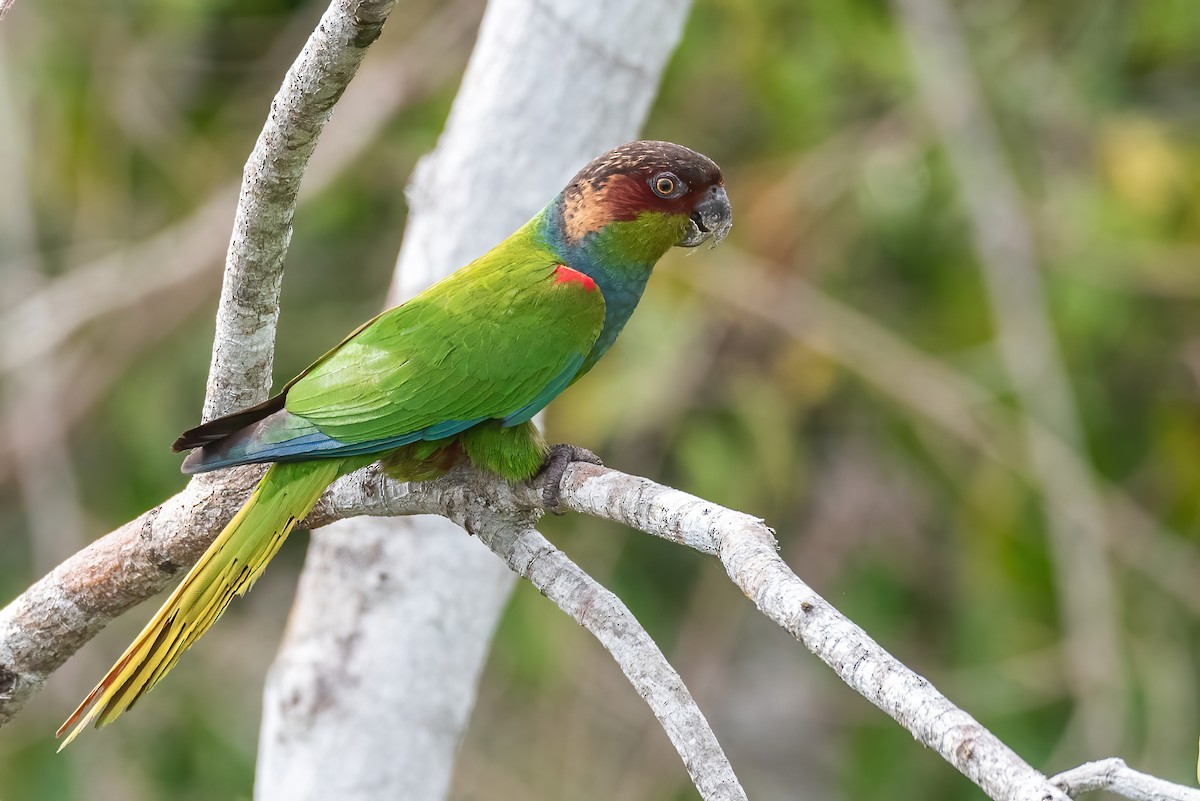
[{"x1": 58, "y1": 459, "x2": 344, "y2": 748}]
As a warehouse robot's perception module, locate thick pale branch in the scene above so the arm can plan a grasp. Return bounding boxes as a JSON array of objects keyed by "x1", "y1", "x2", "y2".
[
  {"x1": 0, "y1": 463, "x2": 745, "y2": 796},
  {"x1": 515, "y1": 467, "x2": 1072, "y2": 801},
  {"x1": 0, "y1": 0, "x2": 408, "y2": 698},
  {"x1": 322, "y1": 465, "x2": 1069, "y2": 801},
  {"x1": 202, "y1": 0, "x2": 399, "y2": 420},
  {"x1": 0, "y1": 465, "x2": 262, "y2": 725}
]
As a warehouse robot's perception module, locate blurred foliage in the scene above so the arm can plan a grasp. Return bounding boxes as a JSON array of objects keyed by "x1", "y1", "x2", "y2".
[{"x1": 3, "y1": 0, "x2": 1200, "y2": 799}]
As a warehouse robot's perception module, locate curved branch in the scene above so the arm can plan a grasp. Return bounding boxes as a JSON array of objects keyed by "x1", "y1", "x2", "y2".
[
  {"x1": 0, "y1": 466, "x2": 262, "y2": 724},
  {"x1": 460, "y1": 515, "x2": 746, "y2": 801},
  {"x1": 12, "y1": 457, "x2": 1056, "y2": 792},
  {"x1": 201, "y1": 0, "x2": 399, "y2": 420},
  {"x1": 0, "y1": 464, "x2": 746, "y2": 796},
  {"x1": 539, "y1": 468, "x2": 1070, "y2": 801}
]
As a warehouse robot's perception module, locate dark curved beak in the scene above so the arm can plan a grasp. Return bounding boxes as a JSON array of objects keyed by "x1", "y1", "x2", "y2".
[{"x1": 679, "y1": 184, "x2": 733, "y2": 248}]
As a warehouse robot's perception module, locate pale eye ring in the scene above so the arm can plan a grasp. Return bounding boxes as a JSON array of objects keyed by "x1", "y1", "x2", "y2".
[{"x1": 652, "y1": 173, "x2": 682, "y2": 198}]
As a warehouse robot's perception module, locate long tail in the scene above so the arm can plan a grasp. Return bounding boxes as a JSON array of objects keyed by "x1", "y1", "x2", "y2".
[{"x1": 57, "y1": 459, "x2": 345, "y2": 748}]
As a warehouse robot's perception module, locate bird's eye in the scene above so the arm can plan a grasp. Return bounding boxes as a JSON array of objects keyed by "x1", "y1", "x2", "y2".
[{"x1": 652, "y1": 173, "x2": 682, "y2": 198}]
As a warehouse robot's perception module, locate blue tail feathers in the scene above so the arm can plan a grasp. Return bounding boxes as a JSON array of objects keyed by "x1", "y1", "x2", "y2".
[{"x1": 181, "y1": 406, "x2": 487, "y2": 474}]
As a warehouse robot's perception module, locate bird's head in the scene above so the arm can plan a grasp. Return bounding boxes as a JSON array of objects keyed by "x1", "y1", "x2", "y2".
[{"x1": 550, "y1": 141, "x2": 732, "y2": 266}]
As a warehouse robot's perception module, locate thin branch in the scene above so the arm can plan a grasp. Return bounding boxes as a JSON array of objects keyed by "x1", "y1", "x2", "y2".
[
  {"x1": 892, "y1": 0, "x2": 1123, "y2": 754},
  {"x1": 519, "y1": 467, "x2": 1071, "y2": 801},
  {"x1": 0, "y1": 7, "x2": 478, "y2": 492},
  {"x1": 1051, "y1": 758, "x2": 1200, "y2": 801},
  {"x1": 464, "y1": 515, "x2": 747, "y2": 801},
  {"x1": 200, "y1": 0, "x2": 400, "y2": 420},
  {"x1": 4, "y1": 2, "x2": 1184, "y2": 797},
  {"x1": 0, "y1": 0, "x2": 402, "y2": 723}
]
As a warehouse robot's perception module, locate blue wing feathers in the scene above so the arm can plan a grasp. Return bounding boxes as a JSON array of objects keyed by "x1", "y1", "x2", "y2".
[{"x1": 181, "y1": 409, "x2": 494, "y2": 474}]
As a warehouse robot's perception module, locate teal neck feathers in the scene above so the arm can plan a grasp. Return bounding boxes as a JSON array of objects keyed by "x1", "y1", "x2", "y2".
[{"x1": 537, "y1": 200, "x2": 686, "y2": 373}]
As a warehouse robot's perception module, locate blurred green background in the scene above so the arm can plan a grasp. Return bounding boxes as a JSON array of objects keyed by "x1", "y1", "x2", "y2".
[{"x1": 3, "y1": 0, "x2": 1200, "y2": 799}]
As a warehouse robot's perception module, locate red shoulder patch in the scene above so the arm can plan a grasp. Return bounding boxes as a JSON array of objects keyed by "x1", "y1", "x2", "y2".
[{"x1": 554, "y1": 265, "x2": 598, "y2": 292}]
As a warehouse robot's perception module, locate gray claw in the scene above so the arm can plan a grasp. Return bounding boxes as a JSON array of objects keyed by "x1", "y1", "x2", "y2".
[{"x1": 538, "y1": 444, "x2": 603, "y2": 514}]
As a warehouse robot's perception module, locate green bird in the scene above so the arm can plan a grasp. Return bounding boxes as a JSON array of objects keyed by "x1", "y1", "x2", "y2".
[{"x1": 58, "y1": 140, "x2": 732, "y2": 745}]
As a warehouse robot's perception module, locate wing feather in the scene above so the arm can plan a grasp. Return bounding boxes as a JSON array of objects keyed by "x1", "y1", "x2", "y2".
[{"x1": 284, "y1": 254, "x2": 605, "y2": 445}]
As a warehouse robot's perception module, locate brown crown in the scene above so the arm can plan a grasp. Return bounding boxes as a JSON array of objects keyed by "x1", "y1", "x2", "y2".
[
  {"x1": 570, "y1": 140, "x2": 722, "y2": 193},
  {"x1": 559, "y1": 141, "x2": 722, "y2": 243}
]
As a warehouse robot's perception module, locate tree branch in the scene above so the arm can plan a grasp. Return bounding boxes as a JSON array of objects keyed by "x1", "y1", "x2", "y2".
[
  {"x1": 257, "y1": 504, "x2": 746, "y2": 801},
  {"x1": 0, "y1": 0, "x2": 406, "y2": 723},
  {"x1": 6, "y1": 427, "x2": 1200, "y2": 801},
  {"x1": 0, "y1": 466, "x2": 261, "y2": 725},
  {"x1": 1051, "y1": 758, "x2": 1200, "y2": 801},
  {"x1": 448, "y1": 515, "x2": 746, "y2": 801},
  {"x1": 15, "y1": 459, "x2": 1200, "y2": 799},
  {"x1": 201, "y1": 0, "x2": 400, "y2": 420},
  {"x1": 541, "y1": 468, "x2": 1069, "y2": 801},
  {"x1": 5, "y1": 0, "x2": 1191, "y2": 796},
  {"x1": 0, "y1": 2, "x2": 476, "y2": 381}
]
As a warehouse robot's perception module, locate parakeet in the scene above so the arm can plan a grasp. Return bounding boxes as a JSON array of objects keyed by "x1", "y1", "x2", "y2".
[{"x1": 58, "y1": 140, "x2": 732, "y2": 745}]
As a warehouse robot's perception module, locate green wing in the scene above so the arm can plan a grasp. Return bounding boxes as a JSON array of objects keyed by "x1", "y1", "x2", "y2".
[{"x1": 284, "y1": 253, "x2": 605, "y2": 443}]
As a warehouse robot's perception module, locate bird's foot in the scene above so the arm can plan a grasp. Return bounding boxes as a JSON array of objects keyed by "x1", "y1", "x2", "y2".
[{"x1": 537, "y1": 444, "x2": 603, "y2": 514}]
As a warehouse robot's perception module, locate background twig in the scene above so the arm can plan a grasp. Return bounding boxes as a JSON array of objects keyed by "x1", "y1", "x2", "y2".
[{"x1": 892, "y1": 0, "x2": 1123, "y2": 756}]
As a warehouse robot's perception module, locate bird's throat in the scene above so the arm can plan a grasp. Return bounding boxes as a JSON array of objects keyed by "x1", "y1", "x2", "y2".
[{"x1": 540, "y1": 204, "x2": 661, "y2": 375}]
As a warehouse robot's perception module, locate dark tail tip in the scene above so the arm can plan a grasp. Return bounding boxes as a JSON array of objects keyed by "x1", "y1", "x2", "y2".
[{"x1": 172, "y1": 394, "x2": 288, "y2": 454}]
